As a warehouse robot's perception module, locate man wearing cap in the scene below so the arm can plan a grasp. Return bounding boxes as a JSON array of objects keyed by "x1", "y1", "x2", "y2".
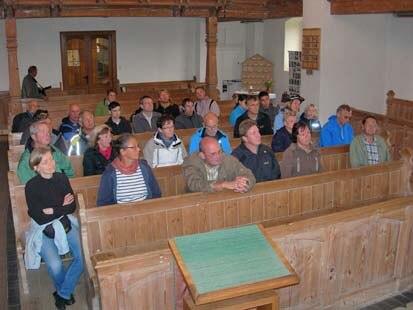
[{"x1": 273, "y1": 94, "x2": 303, "y2": 132}]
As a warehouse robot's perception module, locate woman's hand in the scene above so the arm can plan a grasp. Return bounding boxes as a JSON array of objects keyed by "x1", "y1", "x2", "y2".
[
  {"x1": 42, "y1": 208, "x2": 53, "y2": 215},
  {"x1": 63, "y1": 193, "x2": 74, "y2": 206}
]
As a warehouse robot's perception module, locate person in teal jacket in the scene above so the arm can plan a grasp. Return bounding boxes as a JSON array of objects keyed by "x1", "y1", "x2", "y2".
[
  {"x1": 350, "y1": 115, "x2": 391, "y2": 167},
  {"x1": 17, "y1": 122, "x2": 75, "y2": 184},
  {"x1": 319, "y1": 104, "x2": 354, "y2": 147}
]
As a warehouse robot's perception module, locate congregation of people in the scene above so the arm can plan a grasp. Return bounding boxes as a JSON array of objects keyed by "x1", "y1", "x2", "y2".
[{"x1": 13, "y1": 81, "x2": 392, "y2": 309}]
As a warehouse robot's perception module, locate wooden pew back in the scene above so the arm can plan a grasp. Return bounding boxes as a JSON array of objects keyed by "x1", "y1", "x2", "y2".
[
  {"x1": 92, "y1": 197, "x2": 413, "y2": 310},
  {"x1": 386, "y1": 90, "x2": 413, "y2": 123}
]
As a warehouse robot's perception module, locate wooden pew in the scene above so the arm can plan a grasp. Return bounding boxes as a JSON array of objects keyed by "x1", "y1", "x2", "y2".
[
  {"x1": 91, "y1": 196, "x2": 413, "y2": 310},
  {"x1": 81, "y1": 152, "x2": 412, "y2": 309},
  {"x1": 386, "y1": 90, "x2": 413, "y2": 123},
  {"x1": 8, "y1": 143, "x2": 352, "y2": 302}
]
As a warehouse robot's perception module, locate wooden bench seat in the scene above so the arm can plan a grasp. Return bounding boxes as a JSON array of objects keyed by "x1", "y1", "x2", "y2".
[
  {"x1": 92, "y1": 196, "x2": 413, "y2": 310},
  {"x1": 8, "y1": 143, "x2": 352, "y2": 302},
  {"x1": 79, "y1": 151, "x2": 412, "y2": 309}
]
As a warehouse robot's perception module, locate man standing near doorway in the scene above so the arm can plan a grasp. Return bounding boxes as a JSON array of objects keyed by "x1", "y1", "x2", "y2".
[{"x1": 21, "y1": 66, "x2": 47, "y2": 99}]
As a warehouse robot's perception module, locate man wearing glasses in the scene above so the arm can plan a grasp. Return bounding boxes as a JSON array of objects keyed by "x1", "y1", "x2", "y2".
[
  {"x1": 188, "y1": 112, "x2": 231, "y2": 154},
  {"x1": 319, "y1": 104, "x2": 354, "y2": 147}
]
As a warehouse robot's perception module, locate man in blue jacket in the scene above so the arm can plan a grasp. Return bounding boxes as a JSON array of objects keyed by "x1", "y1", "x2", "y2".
[
  {"x1": 188, "y1": 112, "x2": 231, "y2": 154},
  {"x1": 319, "y1": 104, "x2": 354, "y2": 147}
]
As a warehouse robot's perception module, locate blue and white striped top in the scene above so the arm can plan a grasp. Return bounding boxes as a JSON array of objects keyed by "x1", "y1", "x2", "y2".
[{"x1": 115, "y1": 167, "x2": 148, "y2": 203}]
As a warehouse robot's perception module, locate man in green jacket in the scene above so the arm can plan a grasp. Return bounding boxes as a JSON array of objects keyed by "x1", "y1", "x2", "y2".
[
  {"x1": 350, "y1": 115, "x2": 391, "y2": 167},
  {"x1": 17, "y1": 122, "x2": 75, "y2": 184}
]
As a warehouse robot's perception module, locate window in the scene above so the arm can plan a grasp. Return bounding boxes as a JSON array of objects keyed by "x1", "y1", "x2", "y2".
[{"x1": 284, "y1": 17, "x2": 303, "y2": 72}]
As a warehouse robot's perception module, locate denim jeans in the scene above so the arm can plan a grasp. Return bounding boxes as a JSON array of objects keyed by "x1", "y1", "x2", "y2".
[{"x1": 40, "y1": 225, "x2": 84, "y2": 299}]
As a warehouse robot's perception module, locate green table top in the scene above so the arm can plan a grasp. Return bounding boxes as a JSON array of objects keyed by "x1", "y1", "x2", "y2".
[{"x1": 172, "y1": 225, "x2": 291, "y2": 295}]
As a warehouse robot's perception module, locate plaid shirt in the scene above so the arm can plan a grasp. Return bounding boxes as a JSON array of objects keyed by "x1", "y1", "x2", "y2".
[{"x1": 363, "y1": 135, "x2": 380, "y2": 165}]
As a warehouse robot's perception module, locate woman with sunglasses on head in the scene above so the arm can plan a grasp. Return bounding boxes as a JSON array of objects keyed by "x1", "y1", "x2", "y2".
[
  {"x1": 97, "y1": 133, "x2": 161, "y2": 207},
  {"x1": 24, "y1": 146, "x2": 83, "y2": 310}
]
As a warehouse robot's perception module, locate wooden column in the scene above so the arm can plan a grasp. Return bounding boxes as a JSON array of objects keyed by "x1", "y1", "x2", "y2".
[
  {"x1": 6, "y1": 18, "x2": 20, "y2": 97},
  {"x1": 205, "y1": 15, "x2": 219, "y2": 100}
]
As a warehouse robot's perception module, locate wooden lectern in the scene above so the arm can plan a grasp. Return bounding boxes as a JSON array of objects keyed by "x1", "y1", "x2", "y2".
[{"x1": 169, "y1": 224, "x2": 299, "y2": 310}]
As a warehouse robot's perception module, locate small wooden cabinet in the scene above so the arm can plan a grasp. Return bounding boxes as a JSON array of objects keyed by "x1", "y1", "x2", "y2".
[
  {"x1": 301, "y1": 28, "x2": 321, "y2": 70},
  {"x1": 241, "y1": 54, "x2": 273, "y2": 92}
]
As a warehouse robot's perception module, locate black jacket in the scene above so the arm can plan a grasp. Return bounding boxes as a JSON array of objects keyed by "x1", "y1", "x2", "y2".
[
  {"x1": 233, "y1": 112, "x2": 273, "y2": 138},
  {"x1": 82, "y1": 147, "x2": 116, "y2": 176},
  {"x1": 271, "y1": 126, "x2": 292, "y2": 153},
  {"x1": 154, "y1": 103, "x2": 180, "y2": 118},
  {"x1": 232, "y1": 143, "x2": 280, "y2": 182},
  {"x1": 105, "y1": 117, "x2": 132, "y2": 135},
  {"x1": 12, "y1": 111, "x2": 34, "y2": 133}
]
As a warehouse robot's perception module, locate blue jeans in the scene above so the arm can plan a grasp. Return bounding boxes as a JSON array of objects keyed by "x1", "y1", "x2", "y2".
[{"x1": 40, "y1": 225, "x2": 84, "y2": 299}]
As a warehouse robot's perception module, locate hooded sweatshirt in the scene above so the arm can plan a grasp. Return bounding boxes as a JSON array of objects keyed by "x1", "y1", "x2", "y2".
[{"x1": 319, "y1": 115, "x2": 354, "y2": 147}]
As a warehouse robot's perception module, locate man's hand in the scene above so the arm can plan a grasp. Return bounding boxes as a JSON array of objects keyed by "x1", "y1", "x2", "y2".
[{"x1": 213, "y1": 176, "x2": 249, "y2": 193}]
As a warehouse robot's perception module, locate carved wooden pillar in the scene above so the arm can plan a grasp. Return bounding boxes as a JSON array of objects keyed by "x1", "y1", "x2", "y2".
[
  {"x1": 6, "y1": 18, "x2": 20, "y2": 97},
  {"x1": 205, "y1": 16, "x2": 219, "y2": 100}
]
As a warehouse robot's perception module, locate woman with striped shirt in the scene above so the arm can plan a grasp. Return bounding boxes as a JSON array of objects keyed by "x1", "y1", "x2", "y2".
[{"x1": 97, "y1": 134, "x2": 161, "y2": 206}]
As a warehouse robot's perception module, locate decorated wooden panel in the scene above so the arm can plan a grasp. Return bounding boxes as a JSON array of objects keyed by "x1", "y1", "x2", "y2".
[{"x1": 302, "y1": 28, "x2": 321, "y2": 70}]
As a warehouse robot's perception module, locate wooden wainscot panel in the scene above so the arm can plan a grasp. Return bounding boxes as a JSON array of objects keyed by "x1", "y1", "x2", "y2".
[{"x1": 268, "y1": 197, "x2": 413, "y2": 309}]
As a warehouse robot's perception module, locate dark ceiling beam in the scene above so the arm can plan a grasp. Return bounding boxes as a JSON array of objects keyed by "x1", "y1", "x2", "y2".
[
  {"x1": 330, "y1": 0, "x2": 413, "y2": 15},
  {"x1": 1, "y1": 0, "x2": 303, "y2": 19}
]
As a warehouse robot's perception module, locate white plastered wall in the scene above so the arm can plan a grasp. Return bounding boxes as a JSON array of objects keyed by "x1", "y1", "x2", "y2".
[{"x1": 15, "y1": 17, "x2": 200, "y2": 88}]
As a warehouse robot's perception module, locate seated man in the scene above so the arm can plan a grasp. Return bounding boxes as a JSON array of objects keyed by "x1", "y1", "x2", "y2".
[
  {"x1": 258, "y1": 91, "x2": 278, "y2": 126},
  {"x1": 20, "y1": 109, "x2": 67, "y2": 154},
  {"x1": 182, "y1": 137, "x2": 256, "y2": 193},
  {"x1": 17, "y1": 122, "x2": 74, "y2": 184},
  {"x1": 154, "y1": 89, "x2": 180, "y2": 118},
  {"x1": 350, "y1": 115, "x2": 391, "y2": 167},
  {"x1": 143, "y1": 114, "x2": 188, "y2": 168},
  {"x1": 232, "y1": 119, "x2": 280, "y2": 182},
  {"x1": 271, "y1": 111, "x2": 296, "y2": 153},
  {"x1": 175, "y1": 98, "x2": 203, "y2": 129},
  {"x1": 132, "y1": 96, "x2": 161, "y2": 133},
  {"x1": 67, "y1": 110, "x2": 95, "y2": 156},
  {"x1": 105, "y1": 101, "x2": 132, "y2": 135},
  {"x1": 319, "y1": 104, "x2": 354, "y2": 147},
  {"x1": 194, "y1": 86, "x2": 220, "y2": 118},
  {"x1": 234, "y1": 95, "x2": 273, "y2": 138},
  {"x1": 12, "y1": 99, "x2": 38, "y2": 133},
  {"x1": 21, "y1": 66, "x2": 46, "y2": 99},
  {"x1": 59, "y1": 103, "x2": 81, "y2": 141},
  {"x1": 95, "y1": 88, "x2": 117, "y2": 117},
  {"x1": 188, "y1": 112, "x2": 231, "y2": 154}
]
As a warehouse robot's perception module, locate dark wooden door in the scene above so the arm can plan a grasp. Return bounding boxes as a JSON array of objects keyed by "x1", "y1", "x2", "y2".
[{"x1": 60, "y1": 31, "x2": 117, "y2": 94}]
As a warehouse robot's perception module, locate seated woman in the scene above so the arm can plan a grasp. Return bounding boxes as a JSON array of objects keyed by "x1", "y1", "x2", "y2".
[
  {"x1": 83, "y1": 124, "x2": 116, "y2": 176},
  {"x1": 280, "y1": 122, "x2": 324, "y2": 178},
  {"x1": 300, "y1": 103, "x2": 321, "y2": 132},
  {"x1": 271, "y1": 111, "x2": 296, "y2": 153},
  {"x1": 97, "y1": 133, "x2": 161, "y2": 206},
  {"x1": 229, "y1": 94, "x2": 248, "y2": 126},
  {"x1": 143, "y1": 114, "x2": 188, "y2": 168},
  {"x1": 24, "y1": 146, "x2": 83, "y2": 310}
]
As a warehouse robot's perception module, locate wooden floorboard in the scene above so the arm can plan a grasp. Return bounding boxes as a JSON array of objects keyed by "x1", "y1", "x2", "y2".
[{"x1": 0, "y1": 135, "x2": 10, "y2": 309}]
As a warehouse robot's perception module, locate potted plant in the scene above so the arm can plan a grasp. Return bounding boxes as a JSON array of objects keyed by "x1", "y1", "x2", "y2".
[{"x1": 264, "y1": 80, "x2": 273, "y2": 92}]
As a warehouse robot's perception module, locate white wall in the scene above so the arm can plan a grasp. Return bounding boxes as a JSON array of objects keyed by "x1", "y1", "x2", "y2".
[
  {"x1": 384, "y1": 16, "x2": 413, "y2": 100},
  {"x1": 16, "y1": 17, "x2": 200, "y2": 88},
  {"x1": 0, "y1": 22, "x2": 9, "y2": 91},
  {"x1": 301, "y1": 0, "x2": 413, "y2": 123},
  {"x1": 263, "y1": 19, "x2": 289, "y2": 97},
  {"x1": 216, "y1": 22, "x2": 247, "y2": 95}
]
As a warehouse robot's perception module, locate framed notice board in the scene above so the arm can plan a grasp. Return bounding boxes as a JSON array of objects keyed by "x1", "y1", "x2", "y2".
[
  {"x1": 302, "y1": 28, "x2": 321, "y2": 70},
  {"x1": 169, "y1": 224, "x2": 299, "y2": 305}
]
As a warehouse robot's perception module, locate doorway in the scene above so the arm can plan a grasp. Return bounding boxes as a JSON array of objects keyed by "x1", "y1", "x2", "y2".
[{"x1": 60, "y1": 31, "x2": 117, "y2": 93}]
